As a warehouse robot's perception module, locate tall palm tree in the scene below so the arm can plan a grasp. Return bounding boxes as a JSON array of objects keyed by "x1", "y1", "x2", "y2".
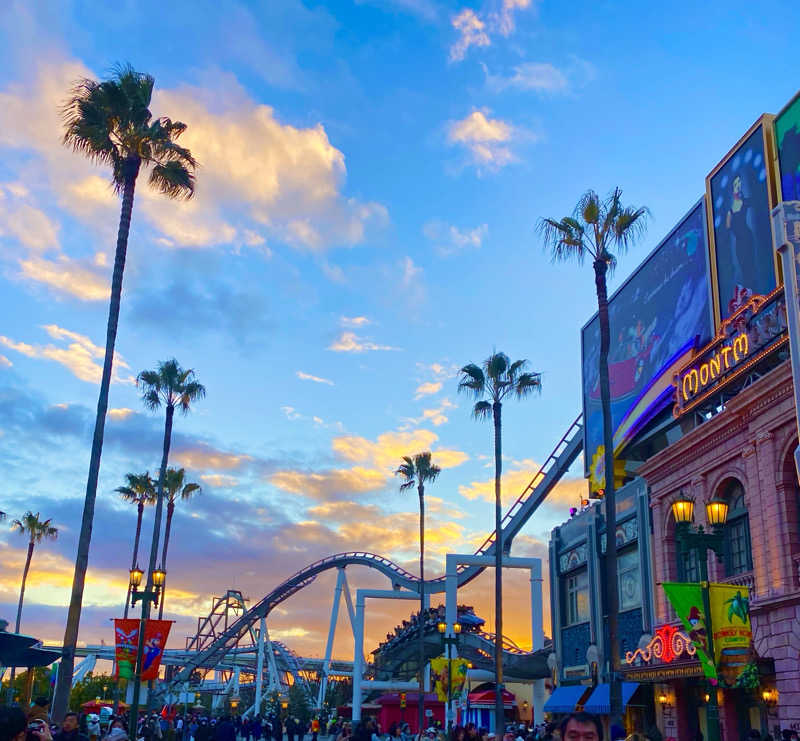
[
  {"x1": 395, "y1": 452, "x2": 441, "y2": 737},
  {"x1": 157, "y1": 467, "x2": 201, "y2": 619},
  {"x1": 10, "y1": 512, "x2": 58, "y2": 689},
  {"x1": 129, "y1": 359, "x2": 205, "y2": 717},
  {"x1": 54, "y1": 64, "x2": 196, "y2": 720},
  {"x1": 458, "y1": 353, "x2": 541, "y2": 735},
  {"x1": 537, "y1": 188, "x2": 648, "y2": 725},
  {"x1": 116, "y1": 472, "x2": 156, "y2": 618}
]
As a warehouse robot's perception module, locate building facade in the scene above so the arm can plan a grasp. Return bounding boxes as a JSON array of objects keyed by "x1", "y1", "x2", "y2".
[{"x1": 638, "y1": 360, "x2": 800, "y2": 738}]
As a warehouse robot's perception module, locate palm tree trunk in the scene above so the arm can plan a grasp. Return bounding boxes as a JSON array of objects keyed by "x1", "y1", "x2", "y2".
[
  {"x1": 9, "y1": 540, "x2": 35, "y2": 691},
  {"x1": 418, "y1": 483, "x2": 425, "y2": 738},
  {"x1": 492, "y1": 401, "x2": 504, "y2": 737},
  {"x1": 53, "y1": 157, "x2": 140, "y2": 722},
  {"x1": 124, "y1": 501, "x2": 145, "y2": 620},
  {"x1": 158, "y1": 500, "x2": 175, "y2": 620},
  {"x1": 594, "y1": 258, "x2": 622, "y2": 727}
]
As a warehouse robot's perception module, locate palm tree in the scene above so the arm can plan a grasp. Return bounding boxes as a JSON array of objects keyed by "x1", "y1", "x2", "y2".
[
  {"x1": 54, "y1": 64, "x2": 196, "y2": 719},
  {"x1": 457, "y1": 353, "x2": 541, "y2": 735},
  {"x1": 158, "y1": 467, "x2": 201, "y2": 619},
  {"x1": 10, "y1": 512, "x2": 58, "y2": 690},
  {"x1": 395, "y1": 452, "x2": 441, "y2": 736},
  {"x1": 116, "y1": 472, "x2": 156, "y2": 618},
  {"x1": 537, "y1": 187, "x2": 648, "y2": 725},
  {"x1": 129, "y1": 360, "x2": 205, "y2": 716}
]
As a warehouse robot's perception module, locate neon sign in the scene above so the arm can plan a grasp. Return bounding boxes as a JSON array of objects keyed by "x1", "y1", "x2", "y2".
[
  {"x1": 624, "y1": 624, "x2": 697, "y2": 665},
  {"x1": 679, "y1": 333, "x2": 749, "y2": 403},
  {"x1": 673, "y1": 289, "x2": 787, "y2": 416}
]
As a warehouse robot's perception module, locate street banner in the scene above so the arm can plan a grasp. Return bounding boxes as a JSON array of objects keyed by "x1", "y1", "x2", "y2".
[
  {"x1": 113, "y1": 619, "x2": 172, "y2": 680},
  {"x1": 430, "y1": 656, "x2": 469, "y2": 703},
  {"x1": 661, "y1": 583, "x2": 716, "y2": 679},
  {"x1": 708, "y1": 584, "x2": 753, "y2": 687}
]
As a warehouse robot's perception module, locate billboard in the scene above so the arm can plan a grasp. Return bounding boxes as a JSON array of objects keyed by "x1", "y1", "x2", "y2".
[
  {"x1": 582, "y1": 201, "x2": 712, "y2": 489},
  {"x1": 775, "y1": 92, "x2": 800, "y2": 201},
  {"x1": 707, "y1": 118, "x2": 777, "y2": 323}
]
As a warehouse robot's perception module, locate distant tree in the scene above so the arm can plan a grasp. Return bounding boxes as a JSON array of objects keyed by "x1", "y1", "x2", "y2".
[
  {"x1": 287, "y1": 682, "x2": 311, "y2": 725},
  {"x1": 537, "y1": 187, "x2": 648, "y2": 726},
  {"x1": 395, "y1": 452, "x2": 441, "y2": 735},
  {"x1": 116, "y1": 472, "x2": 156, "y2": 618},
  {"x1": 54, "y1": 64, "x2": 197, "y2": 721},
  {"x1": 158, "y1": 467, "x2": 201, "y2": 618},
  {"x1": 12, "y1": 512, "x2": 58, "y2": 633},
  {"x1": 458, "y1": 352, "x2": 541, "y2": 735}
]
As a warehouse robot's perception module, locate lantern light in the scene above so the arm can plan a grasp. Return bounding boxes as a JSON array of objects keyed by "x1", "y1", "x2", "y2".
[
  {"x1": 671, "y1": 495, "x2": 695, "y2": 524},
  {"x1": 658, "y1": 692, "x2": 668, "y2": 704},
  {"x1": 453, "y1": 622, "x2": 462, "y2": 634},
  {"x1": 437, "y1": 621, "x2": 447, "y2": 634},
  {"x1": 152, "y1": 567, "x2": 167, "y2": 588},
  {"x1": 129, "y1": 566, "x2": 144, "y2": 589},
  {"x1": 705, "y1": 498, "x2": 729, "y2": 528}
]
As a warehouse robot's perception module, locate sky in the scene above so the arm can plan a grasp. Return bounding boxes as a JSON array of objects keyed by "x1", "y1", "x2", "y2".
[{"x1": 0, "y1": 0, "x2": 798, "y2": 667}]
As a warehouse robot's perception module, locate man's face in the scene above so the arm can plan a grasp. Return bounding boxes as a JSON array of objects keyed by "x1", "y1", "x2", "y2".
[
  {"x1": 63, "y1": 717, "x2": 78, "y2": 733},
  {"x1": 562, "y1": 720, "x2": 599, "y2": 741}
]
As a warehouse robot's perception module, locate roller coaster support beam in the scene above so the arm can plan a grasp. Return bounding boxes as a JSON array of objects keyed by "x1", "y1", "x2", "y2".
[
  {"x1": 444, "y1": 554, "x2": 544, "y2": 726},
  {"x1": 318, "y1": 567, "x2": 346, "y2": 710},
  {"x1": 352, "y1": 589, "x2": 423, "y2": 723},
  {"x1": 254, "y1": 616, "x2": 267, "y2": 716},
  {"x1": 264, "y1": 624, "x2": 280, "y2": 694}
]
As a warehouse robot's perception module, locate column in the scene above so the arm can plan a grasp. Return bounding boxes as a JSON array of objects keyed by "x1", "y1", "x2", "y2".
[{"x1": 742, "y1": 441, "x2": 768, "y2": 593}]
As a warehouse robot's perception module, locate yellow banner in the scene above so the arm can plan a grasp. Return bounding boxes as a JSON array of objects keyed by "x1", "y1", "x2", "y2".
[
  {"x1": 709, "y1": 584, "x2": 753, "y2": 687},
  {"x1": 430, "y1": 656, "x2": 470, "y2": 702}
]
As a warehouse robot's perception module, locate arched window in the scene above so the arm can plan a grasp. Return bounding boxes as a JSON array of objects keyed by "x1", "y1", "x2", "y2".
[{"x1": 721, "y1": 479, "x2": 753, "y2": 576}]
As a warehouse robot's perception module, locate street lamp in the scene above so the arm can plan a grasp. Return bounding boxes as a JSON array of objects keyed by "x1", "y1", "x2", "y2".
[
  {"x1": 438, "y1": 621, "x2": 462, "y2": 730},
  {"x1": 671, "y1": 492, "x2": 729, "y2": 741},
  {"x1": 129, "y1": 565, "x2": 166, "y2": 608}
]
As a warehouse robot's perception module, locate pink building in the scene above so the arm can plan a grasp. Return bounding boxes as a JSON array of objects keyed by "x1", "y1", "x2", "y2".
[{"x1": 639, "y1": 360, "x2": 800, "y2": 738}]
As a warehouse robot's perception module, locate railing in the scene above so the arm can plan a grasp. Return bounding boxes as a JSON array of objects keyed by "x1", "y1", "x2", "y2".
[{"x1": 719, "y1": 570, "x2": 756, "y2": 597}]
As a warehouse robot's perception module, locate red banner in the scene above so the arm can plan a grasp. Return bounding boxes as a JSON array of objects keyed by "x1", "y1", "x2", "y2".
[{"x1": 114, "y1": 619, "x2": 172, "y2": 680}]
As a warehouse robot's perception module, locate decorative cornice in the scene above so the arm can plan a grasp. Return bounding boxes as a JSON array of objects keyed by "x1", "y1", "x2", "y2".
[{"x1": 742, "y1": 444, "x2": 757, "y2": 459}]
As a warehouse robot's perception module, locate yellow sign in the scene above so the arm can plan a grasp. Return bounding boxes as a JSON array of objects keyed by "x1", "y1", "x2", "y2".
[
  {"x1": 430, "y1": 656, "x2": 469, "y2": 702},
  {"x1": 709, "y1": 584, "x2": 753, "y2": 688}
]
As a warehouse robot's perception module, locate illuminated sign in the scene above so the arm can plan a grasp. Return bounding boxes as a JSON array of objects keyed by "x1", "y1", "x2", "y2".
[
  {"x1": 624, "y1": 624, "x2": 696, "y2": 666},
  {"x1": 623, "y1": 664, "x2": 704, "y2": 682},
  {"x1": 673, "y1": 288, "x2": 788, "y2": 416}
]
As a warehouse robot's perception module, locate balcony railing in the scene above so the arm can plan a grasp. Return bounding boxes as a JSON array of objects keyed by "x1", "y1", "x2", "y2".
[{"x1": 719, "y1": 570, "x2": 756, "y2": 597}]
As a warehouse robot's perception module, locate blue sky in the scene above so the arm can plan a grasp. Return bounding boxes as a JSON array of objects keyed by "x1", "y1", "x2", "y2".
[{"x1": 0, "y1": 0, "x2": 797, "y2": 659}]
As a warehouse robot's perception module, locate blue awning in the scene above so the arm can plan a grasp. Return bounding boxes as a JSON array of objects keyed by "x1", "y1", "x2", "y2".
[
  {"x1": 582, "y1": 683, "x2": 640, "y2": 714},
  {"x1": 543, "y1": 685, "x2": 591, "y2": 714}
]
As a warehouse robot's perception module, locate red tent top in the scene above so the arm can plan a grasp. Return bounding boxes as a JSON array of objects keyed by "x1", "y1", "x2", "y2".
[
  {"x1": 467, "y1": 689, "x2": 516, "y2": 707},
  {"x1": 375, "y1": 693, "x2": 442, "y2": 705}
]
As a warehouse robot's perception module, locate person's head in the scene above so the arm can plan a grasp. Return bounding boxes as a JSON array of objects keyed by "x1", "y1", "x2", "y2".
[
  {"x1": 559, "y1": 714, "x2": 602, "y2": 741},
  {"x1": 0, "y1": 706, "x2": 27, "y2": 741},
  {"x1": 62, "y1": 714, "x2": 79, "y2": 733},
  {"x1": 111, "y1": 720, "x2": 124, "y2": 730}
]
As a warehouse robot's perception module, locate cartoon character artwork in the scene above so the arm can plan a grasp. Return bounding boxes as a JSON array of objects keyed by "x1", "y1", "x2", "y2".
[
  {"x1": 113, "y1": 619, "x2": 140, "y2": 679},
  {"x1": 686, "y1": 605, "x2": 708, "y2": 653},
  {"x1": 139, "y1": 620, "x2": 172, "y2": 680}
]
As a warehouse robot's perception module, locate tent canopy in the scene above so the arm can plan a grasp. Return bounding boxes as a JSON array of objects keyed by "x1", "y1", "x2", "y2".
[{"x1": 0, "y1": 632, "x2": 60, "y2": 668}]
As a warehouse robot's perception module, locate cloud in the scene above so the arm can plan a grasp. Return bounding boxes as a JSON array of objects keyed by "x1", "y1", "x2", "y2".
[
  {"x1": 484, "y1": 57, "x2": 594, "y2": 94},
  {"x1": 450, "y1": 9, "x2": 490, "y2": 62},
  {"x1": 327, "y1": 331, "x2": 400, "y2": 353},
  {"x1": 0, "y1": 186, "x2": 59, "y2": 250},
  {"x1": 421, "y1": 399, "x2": 456, "y2": 426},
  {"x1": 356, "y1": 0, "x2": 439, "y2": 21},
  {"x1": 447, "y1": 110, "x2": 515, "y2": 171},
  {"x1": 0, "y1": 325, "x2": 131, "y2": 384},
  {"x1": 18, "y1": 255, "x2": 109, "y2": 301},
  {"x1": 332, "y1": 428, "x2": 467, "y2": 470},
  {"x1": 423, "y1": 221, "x2": 488, "y2": 255},
  {"x1": 296, "y1": 371, "x2": 334, "y2": 386},
  {"x1": 414, "y1": 381, "x2": 442, "y2": 399},
  {"x1": 270, "y1": 466, "x2": 388, "y2": 501},
  {"x1": 0, "y1": 58, "x2": 388, "y2": 254},
  {"x1": 107, "y1": 408, "x2": 134, "y2": 420},
  {"x1": 449, "y1": 0, "x2": 534, "y2": 61},
  {"x1": 200, "y1": 473, "x2": 239, "y2": 488},
  {"x1": 172, "y1": 443, "x2": 252, "y2": 471},
  {"x1": 340, "y1": 316, "x2": 371, "y2": 327},
  {"x1": 0, "y1": 355, "x2": 11, "y2": 368}
]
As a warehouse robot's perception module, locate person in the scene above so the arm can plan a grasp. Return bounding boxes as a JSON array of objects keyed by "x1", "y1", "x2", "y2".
[
  {"x1": 54, "y1": 714, "x2": 89, "y2": 741},
  {"x1": 311, "y1": 719, "x2": 320, "y2": 741},
  {"x1": 27, "y1": 699, "x2": 51, "y2": 725},
  {"x1": 559, "y1": 714, "x2": 602, "y2": 741},
  {"x1": 103, "y1": 720, "x2": 127, "y2": 741},
  {"x1": 2, "y1": 707, "x2": 52, "y2": 741},
  {"x1": 195, "y1": 720, "x2": 212, "y2": 741},
  {"x1": 86, "y1": 716, "x2": 100, "y2": 741},
  {"x1": 213, "y1": 716, "x2": 235, "y2": 741},
  {"x1": 286, "y1": 718, "x2": 296, "y2": 741}
]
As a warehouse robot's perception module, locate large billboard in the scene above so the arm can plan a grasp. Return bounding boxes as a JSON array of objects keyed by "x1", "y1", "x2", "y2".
[
  {"x1": 706, "y1": 118, "x2": 777, "y2": 323},
  {"x1": 582, "y1": 201, "x2": 712, "y2": 490},
  {"x1": 775, "y1": 92, "x2": 800, "y2": 201}
]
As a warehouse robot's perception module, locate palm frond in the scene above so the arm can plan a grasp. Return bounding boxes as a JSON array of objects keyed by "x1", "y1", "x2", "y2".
[
  {"x1": 578, "y1": 189, "x2": 601, "y2": 226},
  {"x1": 473, "y1": 400, "x2": 492, "y2": 419},
  {"x1": 485, "y1": 352, "x2": 509, "y2": 384},
  {"x1": 457, "y1": 364, "x2": 485, "y2": 398},
  {"x1": 515, "y1": 372, "x2": 542, "y2": 397},
  {"x1": 148, "y1": 161, "x2": 195, "y2": 200},
  {"x1": 536, "y1": 216, "x2": 588, "y2": 263},
  {"x1": 414, "y1": 451, "x2": 442, "y2": 484}
]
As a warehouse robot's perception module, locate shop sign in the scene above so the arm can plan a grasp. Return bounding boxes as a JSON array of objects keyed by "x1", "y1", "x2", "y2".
[
  {"x1": 624, "y1": 624, "x2": 696, "y2": 666},
  {"x1": 672, "y1": 288, "x2": 787, "y2": 416},
  {"x1": 623, "y1": 663, "x2": 704, "y2": 682},
  {"x1": 709, "y1": 584, "x2": 755, "y2": 688}
]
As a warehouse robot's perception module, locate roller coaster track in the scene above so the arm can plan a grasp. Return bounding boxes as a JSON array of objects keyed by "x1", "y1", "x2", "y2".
[{"x1": 169, "y1": 414, "x2": 582, "y2": 686}]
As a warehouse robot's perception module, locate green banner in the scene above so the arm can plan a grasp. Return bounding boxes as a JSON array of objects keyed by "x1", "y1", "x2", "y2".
[{"x1": 662, "y1": 582, "x2": 716, "y2": 679}]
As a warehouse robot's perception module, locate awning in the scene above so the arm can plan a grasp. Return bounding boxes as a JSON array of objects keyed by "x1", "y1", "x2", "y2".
[
  {"x1": 0, "y1": 632, "x2": 60, "y2": 668},
  {"x1": 582, "y1": 683, "x2": 640, "y2": 714},
  {"x1": 543, "y1": 685, "x2": 592, "y2": 714}
]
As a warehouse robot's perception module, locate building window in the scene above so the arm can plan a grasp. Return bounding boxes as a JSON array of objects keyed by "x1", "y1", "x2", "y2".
[
  {"x1": 563, "y1": 568, "x2": 589, "y2": 625},
  {"x1": 678, "y1": 546, "x2": 700, "y2": 583},
  {"x1": 723, "y1": 481, "x2": 753, "y2": 576},
  {"x1": 617, "y1": 547, "x2": 641, "y2": 611}
]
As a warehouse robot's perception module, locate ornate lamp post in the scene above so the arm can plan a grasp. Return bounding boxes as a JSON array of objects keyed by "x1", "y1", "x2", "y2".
[
  {"x1": 671, "y1": 493, "x2": 729, "y2": 741},
  {"x1": 437, "y1": 621, "x2": 461, "y2": 730},
  {"x1": 127, "y1": 564, "x2": 166, "y2": 741}
]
